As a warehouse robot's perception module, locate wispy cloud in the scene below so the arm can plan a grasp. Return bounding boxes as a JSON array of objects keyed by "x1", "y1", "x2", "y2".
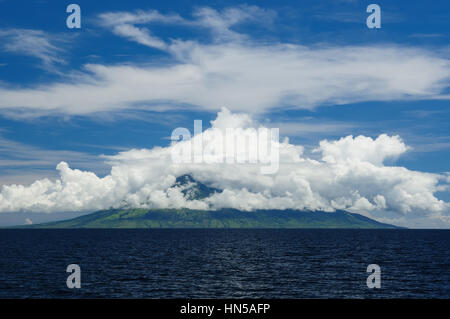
[
  {"x1": 0, "y1": 6, "x2": 448, "y2": 119},
  {"x1": 98, "y1": 5, "x2": 276, "y2": 46},
  {"x1": 98, "y1": 9, "x2": 182, "y2": 50},
  {"x1": 0, "y1": 135, "x2": 108, "y2": 185},
  {"x1": 269, "y1": 120, "x2": 357, "y2": 137},
  {"x1": 0, "y1": 28, "x2": 66, "y2": 72},
  {"x1": 409, "y1": 33, "x2": 446, "y2": 39}
]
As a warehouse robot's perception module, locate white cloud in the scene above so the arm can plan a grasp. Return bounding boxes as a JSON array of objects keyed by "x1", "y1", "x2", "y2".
[
  {"x1": 0, "y1": 29, "x2": 66, "y2": 72},
  {"x1": 270, "y1": 121, "x2": 357, "y2": 137},
  {"x1": 191, "y1": 5, "x2": 276, "y2": 42},
  {"x1": 98, "y1": 6, "x2": 275, "y2": 45},
  {"x1": 0, "y1": 134, "x2": 109, "y2": 185},
  {"x1": 317, "y1": 134, "x2": 409, "y2": 165},
  {"x1": 98, "y1": 9, "x2": 183, "y2": 50},
  {"x1": 0, "y1": 7, "x2": 448, "y2": 117},
  {"x1": 0, "y1": 108, "x2": 448, "y2": 228}
]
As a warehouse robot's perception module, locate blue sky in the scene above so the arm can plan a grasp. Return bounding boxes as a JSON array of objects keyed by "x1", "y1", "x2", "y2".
[{"x1": 0, "y1": 0, "x2": 449, "y2": 227}]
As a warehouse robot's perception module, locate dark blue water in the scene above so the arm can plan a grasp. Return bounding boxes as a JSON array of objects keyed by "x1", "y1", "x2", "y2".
[{"x1": 0, "y1": 229, "x2": 448, "y2": 298}]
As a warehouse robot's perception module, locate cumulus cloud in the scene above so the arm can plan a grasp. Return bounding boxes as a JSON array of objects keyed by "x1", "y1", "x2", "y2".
[
  {"x1": 0, "y1": 109, "x2": 448, "y2": 228},
  {"x1": 0, "y1": 7, "x2": 448, "y2": 117},
  {"x1": 317, "y1": 134, "x2": 410, "y2": 166}
]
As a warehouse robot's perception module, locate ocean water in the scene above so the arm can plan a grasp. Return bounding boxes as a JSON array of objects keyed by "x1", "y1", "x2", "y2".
[{"x1": 0, "y1": 229, "x2": 448, "y2": 298}]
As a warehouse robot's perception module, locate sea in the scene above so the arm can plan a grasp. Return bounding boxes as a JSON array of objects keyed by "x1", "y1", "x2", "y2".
[{"x1": 0, "y1": 229, "x2": 448, "y2": 298}]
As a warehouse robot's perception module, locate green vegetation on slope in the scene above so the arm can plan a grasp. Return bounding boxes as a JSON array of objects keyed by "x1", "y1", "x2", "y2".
[{"x1": 28, "y1": 208, "x2": 399, "y2": 229}]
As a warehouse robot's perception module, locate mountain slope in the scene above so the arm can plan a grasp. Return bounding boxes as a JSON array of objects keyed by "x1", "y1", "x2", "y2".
[
  {"x1": 28, "y1": 208, "x2": 400, "y2": 229},
  {"x1": 173, "y1": 174, "x2": 221, "y2": 200}
]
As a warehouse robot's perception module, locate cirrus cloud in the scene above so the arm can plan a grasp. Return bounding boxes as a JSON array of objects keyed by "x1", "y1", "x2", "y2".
[
  {"x1": 0, "y1": 29, "x2": 67, "y2": 73},
  {"x1": 0, "y1": 6, "x2": 448, "y2": 118}
]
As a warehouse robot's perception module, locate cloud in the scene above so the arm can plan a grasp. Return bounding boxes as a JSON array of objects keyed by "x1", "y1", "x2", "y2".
[
  {"x1": 0, "y1": 134, "x2": 109, "y2": 185},
  {"x1": 191, "y1": 5, "x2": 276, "y2": 42},
  {"x1": 0, "y1": 108, "x2": 448, "y2": 228},
  {"x1": 98, "y1": 6, "x2": 275, "y2": 45},
  {"x1": 0, "y1": 7, "x2": 448, "y2": 118},
  {"x1": 0, "y1": 29, "x2": 66, "y2": 72},
  {"x1": 270, "y1": 121, "x2": 357, "y2": 137},
  {"x1": 98, "y1": 9, "x2": 184, "y2": 50},
  {"x1": 317, "y1": 134, "x2": 409, "y2": 166},
  {"x1": 409, "y1": 33, "x2": 446, "y2": 39}
]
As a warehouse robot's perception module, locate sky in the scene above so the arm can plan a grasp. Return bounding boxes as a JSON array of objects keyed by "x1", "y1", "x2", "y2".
[{"x1": 0, "y1": 0, "x2": 449, "y2": 228}]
